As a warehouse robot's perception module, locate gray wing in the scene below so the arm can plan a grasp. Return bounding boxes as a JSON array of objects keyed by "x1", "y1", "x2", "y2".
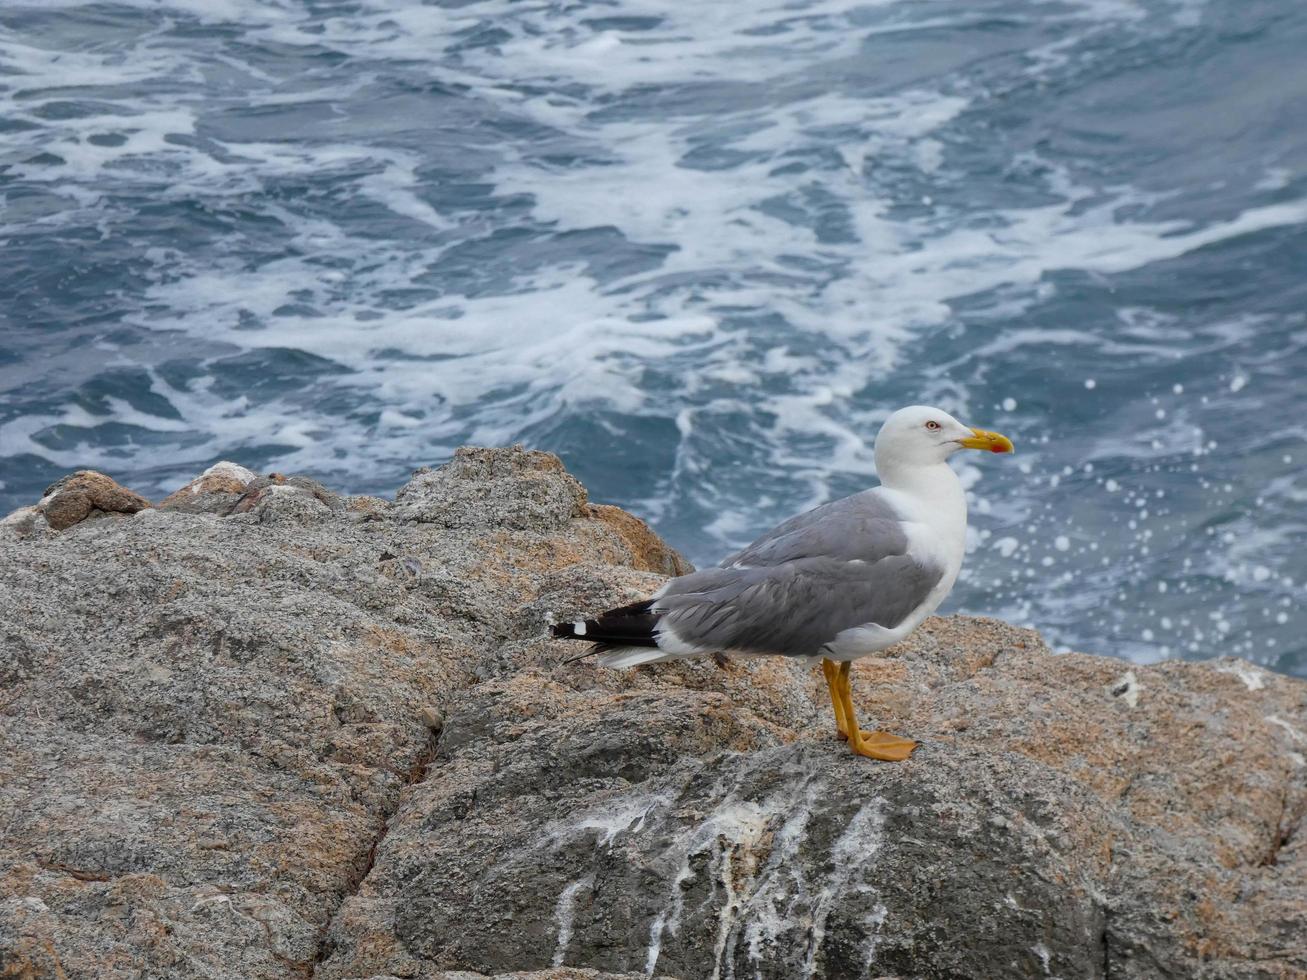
[{"x1": 653, "y1": 490, "x2": 944, "y2": 656}]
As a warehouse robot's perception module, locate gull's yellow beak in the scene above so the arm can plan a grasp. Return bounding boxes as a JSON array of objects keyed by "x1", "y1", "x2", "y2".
[{"x1": 958, "y1": 427, "x2": 1014, "y2": 454}]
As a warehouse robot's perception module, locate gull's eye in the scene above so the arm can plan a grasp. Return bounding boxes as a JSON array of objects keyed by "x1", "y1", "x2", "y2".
[{"x1": 925, "y1": 420, "x2": 941, "y2": 430}]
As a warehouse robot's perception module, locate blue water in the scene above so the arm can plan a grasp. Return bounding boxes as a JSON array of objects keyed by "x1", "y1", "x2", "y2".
[{"x1": 1, "y1": 0, "x2": 1304, "y2": 675}]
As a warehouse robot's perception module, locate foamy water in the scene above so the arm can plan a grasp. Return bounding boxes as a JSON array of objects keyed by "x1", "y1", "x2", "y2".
[{"x1": 1, "y1": 0, "x2": 1304, "y2": 674}]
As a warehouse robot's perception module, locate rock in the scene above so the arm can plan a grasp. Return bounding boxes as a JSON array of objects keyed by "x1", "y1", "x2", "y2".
[
  {"x1": 0, "y1": 506, "x2": 48, "y2": 538},
  {"x1": 232, "y1": 483, "x2": 334, "y2": 524},
  {"x1": 586, "y1": 504, "x2": 692, "y2": 577},
  {"x1": 434, "y1": 970, "x2": 658, "y2": 980},
  {"x1": 317, "y1": 620, "x2": 1307, "y2": 980},
  {"x1": 393, "y1": 446, "x2": 587, "y2": 530},
  {"x1": 352, "y1": 970, "x2": 654, "y2": 979},
  {"x1": 1, "y1": 449, "x2": 1303, "y2": 980},
  {"x1": 27, "y1": 470, "x2": 153, "y2": 531},
  {"x1": 157, "y1": 461, "x2": 258, "y2": 514},
  {"x1": 346, "y1": 495, "x2": 392, "y2": 517},
  {"x1": 228, "y1": 474, "x2": 347, "y2": 524}
]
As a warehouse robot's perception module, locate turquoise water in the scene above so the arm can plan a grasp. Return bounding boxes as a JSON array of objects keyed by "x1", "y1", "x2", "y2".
[{"x1": 1, "y1": 1, "x2": 1304, "y2": 674}]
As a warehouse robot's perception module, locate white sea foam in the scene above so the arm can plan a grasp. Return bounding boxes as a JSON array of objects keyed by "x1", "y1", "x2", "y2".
[{"x1": 5, "y1": 0, "x2": 1297, "y2": 501}]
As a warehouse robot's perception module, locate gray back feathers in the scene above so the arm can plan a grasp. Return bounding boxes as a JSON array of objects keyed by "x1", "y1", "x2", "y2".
[{"x1": 653, "y1": 490, "x2": 944, "y2": 656}]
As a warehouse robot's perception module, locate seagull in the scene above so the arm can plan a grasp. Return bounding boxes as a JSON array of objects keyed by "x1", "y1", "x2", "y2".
[{"x1": 553, "y1": 405, "x2": 1013, "y2": 760}]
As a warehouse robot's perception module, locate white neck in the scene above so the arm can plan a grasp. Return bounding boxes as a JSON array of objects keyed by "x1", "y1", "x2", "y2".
[{"x1": 877, "y1": 459, "x2": 968, "y2": 560}]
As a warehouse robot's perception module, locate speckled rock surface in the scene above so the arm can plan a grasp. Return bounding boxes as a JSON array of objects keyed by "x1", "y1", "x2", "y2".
[
  {"x1": 1, "y1": 449, "x2": 1304, "y2": 980},
  {"x1": 157, "y1": 461, "x2": 259, "y2": 514},
  {"x1": 315, "y1": 620, "x2": 1307, "y2": 980},
  {"x1": 0, "y1": 448, "x2": 678, "y2": 980},
  {"x1": 5, "y1": 470, "x2": 154, "y2": 533}
]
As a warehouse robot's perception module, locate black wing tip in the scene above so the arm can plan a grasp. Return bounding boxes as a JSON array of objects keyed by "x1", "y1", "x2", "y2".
[{"x1": 549, "y1": 599, "x2": 660, "y2": 647}]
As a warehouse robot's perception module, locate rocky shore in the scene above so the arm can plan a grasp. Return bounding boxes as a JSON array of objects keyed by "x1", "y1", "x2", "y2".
[{"x1": 1, "y1": 448, "x2": 1303, "y2": 979}]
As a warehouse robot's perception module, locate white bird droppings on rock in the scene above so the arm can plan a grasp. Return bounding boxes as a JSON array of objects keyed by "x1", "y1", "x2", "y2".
[
  {"x1": 1215, "y1": 661, "x2": 1266, "y2": 691},
  {"x1": 1108, "y1": 670, "x2": 1141, "y2": 708},
  {"x1": 550, "y1": 877, "x2": 591, "y2": 968},
  {"x1": 567, "y1": 793, "x2": 668, "y2": 847},
  {"x1": 197, "y1": 461, "x2": 258, "y2": 489},
  {"x1": 804, "y1": 799, "x2": 889, "y2": 979},
  {"x1": 1266, "y1": 715, "x2": 1305, "y2": 745},
  {"x1": 1033, "y1": 942, "x2": 1053, "y2": 975}
]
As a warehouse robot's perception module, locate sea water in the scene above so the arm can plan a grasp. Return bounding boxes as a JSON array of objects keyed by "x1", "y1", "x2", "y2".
[{"x1": 1, "y1": 0, "x2": 1304, "y2": 675}]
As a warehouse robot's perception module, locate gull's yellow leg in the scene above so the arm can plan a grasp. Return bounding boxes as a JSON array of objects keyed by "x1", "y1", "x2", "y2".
[
  {"x1": 821, "y1": 658, "x2": 850, "y2": 740},
  {"x1": 837, "y1": 661, "x2": 918, "y2": 762}
]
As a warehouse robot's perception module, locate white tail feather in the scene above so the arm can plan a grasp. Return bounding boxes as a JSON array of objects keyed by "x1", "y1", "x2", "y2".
[{"x1": 595, "y1": 646, "x2": 685, "y2": 669}]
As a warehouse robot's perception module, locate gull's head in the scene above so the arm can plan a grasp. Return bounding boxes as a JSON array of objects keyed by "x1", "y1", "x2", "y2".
[{"x1": 875, "y1": 405, "x2": 1014, "y2": 470}]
